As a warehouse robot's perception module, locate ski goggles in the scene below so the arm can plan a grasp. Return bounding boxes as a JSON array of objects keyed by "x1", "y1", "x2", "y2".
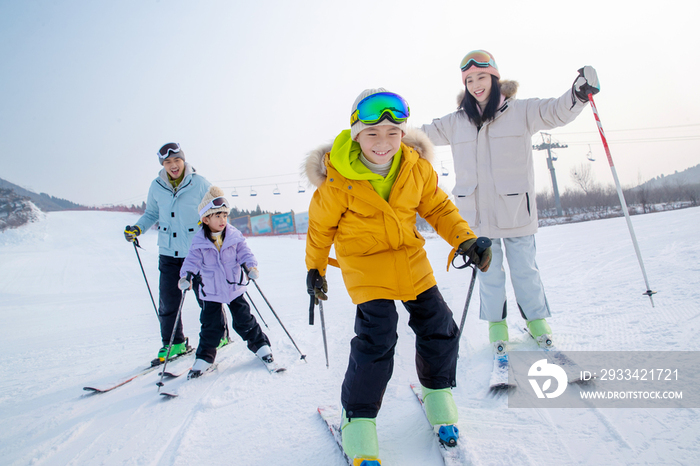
[
  {"x1": 157, "y1": 142, "x2": 181, "y2": 160},
  {"x1": 459, "y1": 50, "x2": 498, "y2": 72},
  {"x1": 350, "y1": 92, "x2": 410, "y2": 126},
  {"x1": 198, "y1": 196, "x2": 229, "y2": 218}
]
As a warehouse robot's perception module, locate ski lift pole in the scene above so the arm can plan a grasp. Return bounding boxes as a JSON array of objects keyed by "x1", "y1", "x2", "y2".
[
  {"x1": 588, "y1": 93, "x2": 656, "y2": 306},
  {"x1": 132, "y1": 238, "x2": 159, "y2": 318},
  {"x1": 242, "y1": 265, "x2": 307, "y2": 361}
]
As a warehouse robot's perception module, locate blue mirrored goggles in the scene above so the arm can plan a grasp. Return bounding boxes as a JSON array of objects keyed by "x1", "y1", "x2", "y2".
[
  {"x1": 157, "y1": 142, "x2": 181, "y2": 160},
  {"x1": 350, "y1": 92, "x2": 410, "y2": 126},
  {"x1": 198, "y1": 197, "x2": 229, "y2": 218}
]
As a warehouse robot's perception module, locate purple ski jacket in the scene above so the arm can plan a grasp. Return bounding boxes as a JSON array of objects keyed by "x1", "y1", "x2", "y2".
[{"x1": 180, "y1": 224, "x2": 257, "y2": 304}]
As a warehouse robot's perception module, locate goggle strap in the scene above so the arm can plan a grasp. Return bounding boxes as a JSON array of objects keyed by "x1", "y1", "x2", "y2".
[{"x1": 198, "y1": 197, "x2": 228, "y2": 218}]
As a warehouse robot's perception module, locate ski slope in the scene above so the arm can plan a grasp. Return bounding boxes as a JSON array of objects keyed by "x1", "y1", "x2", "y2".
[{"x1": 1, "y1": 207, "x2": 699, "y2": 465}]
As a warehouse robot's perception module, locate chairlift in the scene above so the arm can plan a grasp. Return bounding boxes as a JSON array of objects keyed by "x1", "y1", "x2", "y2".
[
  {"x1": 297, "y1": 181, "x2": 306, "y2": 194},
  {"x1": 250, "y1": 186, "x2": 257, "y2": 197},
  {"x1": 586, "y1": 144, "x2": 595, "y2": 162},
  {"x1": 441, "y1": 161, "x2": 449, "y2": 177},
  {"x1": 551, "y1": 151, "x2": 558, "y2": 162},
  {"x1": 273, "y1": 185, "x2": 281, "y2": 195},
  {"x1": 231, "y1": 188, "x2": 238, "y2": 197}
]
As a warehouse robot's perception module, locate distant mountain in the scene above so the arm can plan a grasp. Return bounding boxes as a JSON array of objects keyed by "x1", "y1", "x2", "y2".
[
  {"x1": 638, "y1": 164, "x2": 700, "y2": 189},
  {"x1": 0, "y1": 177, "x2": 84, "y2": 212}
]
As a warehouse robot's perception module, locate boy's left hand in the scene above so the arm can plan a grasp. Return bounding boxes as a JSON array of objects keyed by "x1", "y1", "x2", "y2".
[
  {"x1": 458, "y1": 239, "x2": 492, "y2": 272},
  {"x1": 306, "y1": 269, "x2": 328, "y2": 304}
]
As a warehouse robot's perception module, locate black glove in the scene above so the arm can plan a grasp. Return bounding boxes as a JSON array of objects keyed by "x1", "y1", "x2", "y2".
[
  {"x1": 572, "y1": 66, "x2": 600, "y2": 103},
  {"x1": 124, "y1": 225, "x2": 142, "y2": 242},
  {"x1": 457, "y1": 238, "x2": 492, "y2": 272},
  {"x1": 306, "y1": 269, "x2": 328, "y2": 305}
]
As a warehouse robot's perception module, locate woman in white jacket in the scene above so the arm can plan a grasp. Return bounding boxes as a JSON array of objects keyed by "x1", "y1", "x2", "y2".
[{"x1": 421, "y1": 50, "x2": 599, "y2": 352}]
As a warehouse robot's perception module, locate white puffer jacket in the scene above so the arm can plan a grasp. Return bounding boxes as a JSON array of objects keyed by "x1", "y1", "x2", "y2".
[{"x1": 421, "y1": 80, "x2": 587, "y2": 238}]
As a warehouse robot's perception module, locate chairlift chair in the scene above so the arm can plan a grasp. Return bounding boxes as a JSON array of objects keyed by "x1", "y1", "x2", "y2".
[
  {"x1": 441, "y1": 161, "x2": 449, "y2": 176},
  {"x1": 250, "y1": 186, "x2": 257, "y2": 197},
  {"x1": 273, "y1": 185, "x2": 281, "y2": 195},
  {"x1": 231, "y1": 188, "x2": 238, "y2": 197},
  {"x1": 586, "y1": 144, "x2": 595, "y2": 162},
  {"x1": 297, "y1": 181, "x2": 305, "y2": 193}
]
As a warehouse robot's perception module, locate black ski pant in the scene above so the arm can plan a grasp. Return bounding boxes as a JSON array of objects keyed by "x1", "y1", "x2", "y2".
[
  {"x1": 341, "y1": 285, "x2": 459, "y2": 419},
  {"x1": 196, "y1": 294, "x2": 270, "y2": 364},
  {"x1": 157, "y1": 254, "x2": 205, "y2": 346}
]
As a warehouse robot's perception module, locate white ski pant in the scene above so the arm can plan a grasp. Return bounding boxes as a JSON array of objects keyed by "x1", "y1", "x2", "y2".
[{"x1": 478, "y1": 235, "x2": 551, "y2": 323}]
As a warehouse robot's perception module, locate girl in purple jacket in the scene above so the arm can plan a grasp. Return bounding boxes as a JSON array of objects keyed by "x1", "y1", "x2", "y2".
[{"x1": 179, "y1": 186, "x2": 272, "y2": 378}]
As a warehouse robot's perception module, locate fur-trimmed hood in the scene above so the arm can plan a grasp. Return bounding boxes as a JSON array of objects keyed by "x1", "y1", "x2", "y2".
[
  {"x1": 302, "y1": 127, "x2": 435, "y2": 188},
  {"x1": 456, "y1": 79, "x2": 519, "y2": 107}
]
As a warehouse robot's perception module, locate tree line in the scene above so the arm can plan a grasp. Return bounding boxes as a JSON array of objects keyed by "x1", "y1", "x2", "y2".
[{"x1": 537, "y1": 163, "x2": 700, "y2": 220}]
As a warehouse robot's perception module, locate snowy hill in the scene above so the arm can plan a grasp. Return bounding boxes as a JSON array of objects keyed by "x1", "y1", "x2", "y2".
[
  {"x1": 638, "y1": 163, "x2": 700, "y2": 190},
  {"x1": 1, "y1": 209, "x2": 699, "y2": 465},
  {"x1": 0, "y1": 177, "x2": 85, "y2": 212}
]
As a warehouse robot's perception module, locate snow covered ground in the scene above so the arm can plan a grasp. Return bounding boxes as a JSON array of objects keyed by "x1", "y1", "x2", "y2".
[{"x1": 1, "y1": 207, "x2": 699, "y2": 465}]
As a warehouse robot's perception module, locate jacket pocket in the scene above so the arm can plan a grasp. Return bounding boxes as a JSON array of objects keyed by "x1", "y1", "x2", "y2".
[
  {"x1": 221, "y1": 248, "x2": 241, "y2": 284},
  {"x1": 200, "y1": 269, "x2": 218, "y2": 296},
  {"x1": 338, "y1": 233, "x2": 379, "y2": 256},
  {"x1": 494, "y1": 191, "x2": 531, "y2": 229},
  {"x1": 452, "y1": 184, "x2": 478, "y2": 227},
  {"x1": 157, "y1": 221, "x2": 171, "y2": 249}
]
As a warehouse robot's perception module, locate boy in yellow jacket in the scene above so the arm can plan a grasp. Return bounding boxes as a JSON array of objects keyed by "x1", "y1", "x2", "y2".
[{"x1": 304, "y1": 88, "x2": 491, "y2": 464}]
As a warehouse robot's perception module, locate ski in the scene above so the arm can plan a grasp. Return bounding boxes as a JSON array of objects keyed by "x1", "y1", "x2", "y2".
[
  {"x1": 317, "y1": 406, "x2": 381, "y2": 466},
  {"x1": 410, "y1": 383, "x2": 469, "y2": 466},
  {"x1": 258, "y1": 355, "x2": 286, "y2": 374},
  {"x1": 488, "y1": 352, "x2": 517, "y2": 393},
  {"x1": 520, "y1": 327, "x2": 586, "y2": 384},
  {"x1": 318, "y1": 405, "x2": 351, "y2": 464},
  {"x1": 159, "y1": 363, "x2": 219, "y2": 398},
  {"x1": 83, "y1": 347, "x2": 194, "y2": 393}
]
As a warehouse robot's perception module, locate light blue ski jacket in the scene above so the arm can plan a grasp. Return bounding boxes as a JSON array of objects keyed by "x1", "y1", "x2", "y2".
[{"x1": 135, "y1": 163, "x2": 211, "y2": 258}]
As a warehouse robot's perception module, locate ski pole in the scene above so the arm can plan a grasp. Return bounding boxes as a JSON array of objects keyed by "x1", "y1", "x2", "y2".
[
  {"x1": 459, "y1": 266, "x2": 478, "y2": 339},
  {"x1": 588, "y1": 93, "x2": 656, "y2": 307},
  {"x1": 242, "y1": 265, "x2": 307, "y2": 361},
  {"x1": 156, "y1": 272, "x2": 191, "y2": 390},
  {"x1": 245, "y1": 291, "x2": 269, "y2": 329},
  {"x1": 318, "y1": 300, "x2": 329, "y2": 368},
  {"x1": 132, "y1": 238, "x2": 159, "y2": 318},
  {"x1": 455, "y1": 237, "x2": 492, "y2": 338}
]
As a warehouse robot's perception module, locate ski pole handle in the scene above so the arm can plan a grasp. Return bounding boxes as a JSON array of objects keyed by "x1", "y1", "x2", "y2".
[
  {"x1": 452, "y1": 236, "x2": 492, "y2": 270},
  {"x1": 475, "y1": 237, "x2": 492, "y2": 255},
  {"x1": 309, "y1": 296, "x2": 315, "y2": 325}
]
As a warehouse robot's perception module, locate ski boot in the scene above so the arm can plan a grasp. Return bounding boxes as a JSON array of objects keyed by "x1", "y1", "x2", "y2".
[
  {"x1": 489, "y1": 320, "x2": 508, "y2": 355},
  {"x1": 527, "y1": 318, "x2": 553, "y2": 348},
  {"x1": 256, "y1": 345, "x2": 274, "y2": 364},
  {"x1": 156, "y1": 337, "x2": 190, "y2": 363},
  {"x1": 341, "y1": 409, "x2": 381, "y2": 465},
  {"x1": 188, "y1": 358, "x2": 213, "y2": 379},
  {"x1": 217, "y1": 336, "x2": 229, "y2": 349},
  {"x1": 421, "y1": 386, "x2": 459, "y2": 447}
]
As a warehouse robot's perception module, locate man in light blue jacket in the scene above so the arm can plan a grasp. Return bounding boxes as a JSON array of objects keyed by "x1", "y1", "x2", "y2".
[{"x1": 124, "y1": 142, "x2": 212, "y2": 363}]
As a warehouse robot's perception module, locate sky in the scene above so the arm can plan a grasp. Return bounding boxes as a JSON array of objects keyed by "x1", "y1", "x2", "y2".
[{"x1": 1, "y1": 0, "x2": 699, "y2": 214}]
